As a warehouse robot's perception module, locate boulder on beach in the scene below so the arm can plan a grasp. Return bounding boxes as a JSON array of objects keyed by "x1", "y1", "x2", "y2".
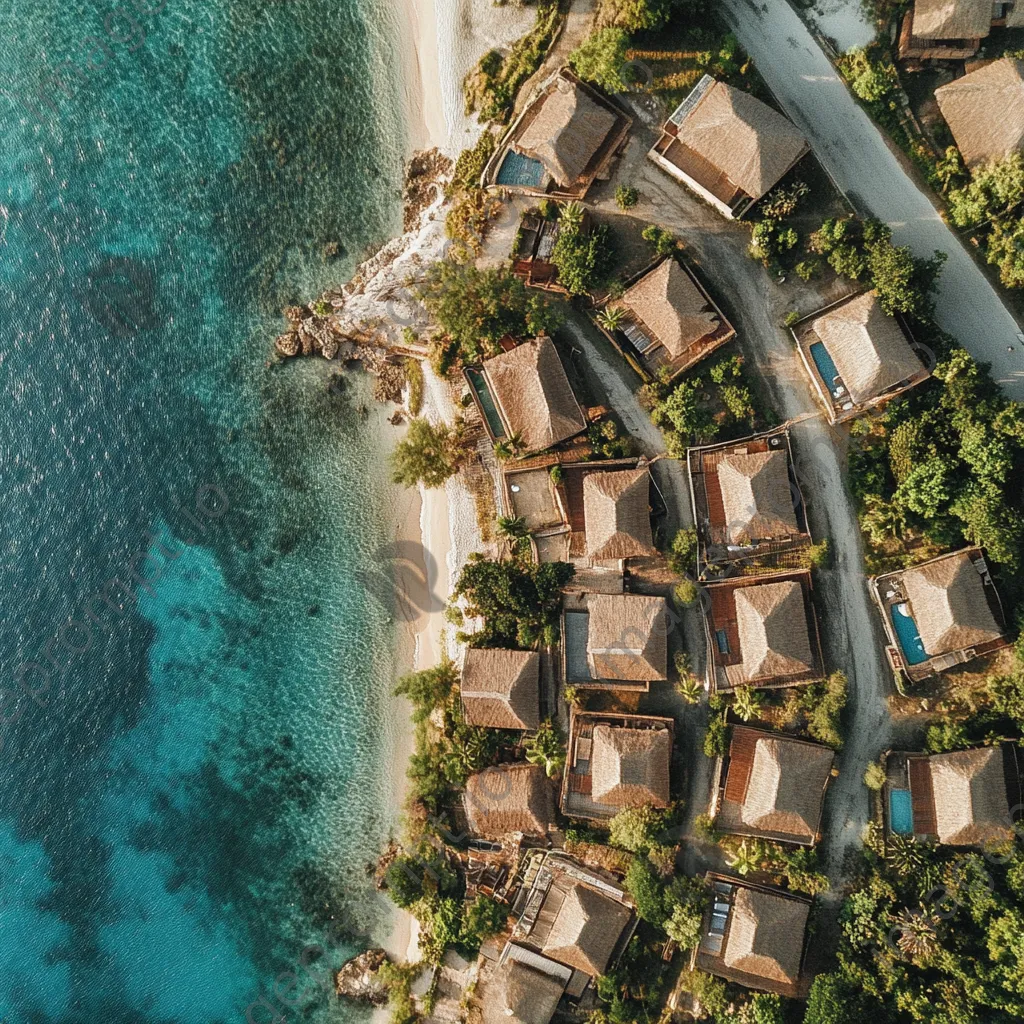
[
  {"x1": 275, "y1": 332, "x2": 300, "y2": 357},
  {"x1": 335, "y1": 948, "x2": 389, "y2": 1006}
]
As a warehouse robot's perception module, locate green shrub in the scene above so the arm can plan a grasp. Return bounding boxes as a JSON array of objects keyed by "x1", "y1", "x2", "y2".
[
  {"x1": 550, "y1": 222, "x2": 615, "y2": 296},
  {"x1": 864, "y1": 761, "x2": 886, "y2": 790},
  {"x1": 667, "y1": 527, "x2": 698, "y2": 574},
  {"x1": 624, "y1": 857, "x2": 665, "y2": 924},
  {"x1": 569, "y1": 28, "x2": 632, "y2": 93},
  {"x1": 391, "y1": 418, "x2": 464, "y2": 488},
  {"x1": 609, "y1": 805, "x2": 669, "y2": 852},
  {"x1": 674, "y1": 579, "x2": 699, "y2": 606},
  {"x1": 615, "y1": 184, "x2": 639, "y2": 209},
  {"x1": 404, "y1": 357, "x2": 424, "y2": 415}
]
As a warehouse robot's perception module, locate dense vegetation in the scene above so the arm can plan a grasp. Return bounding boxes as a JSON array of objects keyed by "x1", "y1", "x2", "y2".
[
  {"x1": 418, "y1": 262, "x2": 562, "y2": 373},
  {"x1": 806, "y1": 832, "x2": 1024, "y2": 1023},
  {"x1": 453, "y1": 553, "x2": 575, "y2": 648},
  {"x1": 848, "y1": 346, "x2": 1024, "y2": 581},
  {"x1": 550, "y1": 202, "x2": 616, "y2": 296},
  {"x1": 390, "y1": 417, "x2": 469, "y2": 488}
]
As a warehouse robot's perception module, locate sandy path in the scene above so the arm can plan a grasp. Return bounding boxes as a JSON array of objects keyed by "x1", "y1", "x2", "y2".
[{"x1": 720, "y1": 0, "x2": 1024, "y2": 398}]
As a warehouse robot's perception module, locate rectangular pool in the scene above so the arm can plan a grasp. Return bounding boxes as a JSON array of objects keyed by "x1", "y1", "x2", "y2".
[
  {"x1": 889, "y1": 788, "x2": 914, "y2": 835},
  {"x1": 809, "y1": 342, "x2": 840, "y2": 389},
  {"x1": 465, "y1": 367, "x2": 506, "y2": 440},
  {"x1": 563, "y1": 611, "x2": 594, "y2": 683},
  {"x1": 890, "y1": 603, "x2": 928, "y2": 665},
  {"x1": 496, "y1": 150, "x2": 545, "y2": 188}
]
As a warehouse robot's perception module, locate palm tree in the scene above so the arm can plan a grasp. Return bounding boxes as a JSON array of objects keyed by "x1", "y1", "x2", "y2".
[
  {"x1": 496, "y1": 515, "x2": 529, "y2": 540},
  {"x1": 597, "y1": 305, "x2": 627, "y2": 333},
  {"x1": 860, "y1": 494, "x2": 907, "y2": 546},
  {"x1": 677, "y1": 674, "x2": 702, "y2": 705},
  {"x1": 726, "y1": 839, "x2": 761, "y2": 877},
  {"x1": 525, "y1": 720, "x2": 566, "y2": 779},
  {"x1": 887, "y1": 834, "x2": 929, "y2": 879},
  {"x1": 896, "y1": 905, "x2": 941, "y2": 961},
  {"x1": 560, "y1": 200, "x2": 585, "y2": 230},
  {"x1": 733, "y1": 687, "x2": 764, "y2": 723}
]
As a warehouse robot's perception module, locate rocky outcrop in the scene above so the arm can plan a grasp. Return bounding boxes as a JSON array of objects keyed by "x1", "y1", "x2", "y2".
[
  {"x1": 335, "y1": 948, "x2": 389, "y2": 1007},
  {"x1": 403, "y1": 148, "x2": 453, "y2": 232}
]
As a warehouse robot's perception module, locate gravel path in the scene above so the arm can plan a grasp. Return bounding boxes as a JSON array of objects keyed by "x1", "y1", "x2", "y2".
[{"x1": 720, "y1": 0, "x2": 1024, "y2": 398}]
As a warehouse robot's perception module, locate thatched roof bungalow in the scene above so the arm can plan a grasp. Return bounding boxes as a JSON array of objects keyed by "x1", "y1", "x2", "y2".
[
  {"x1": 687, "y1": 429, "x2": 810, "y2": 576},
  {"x1": 582, "y1": 467, "x2": 656, "y2": 561},
  {"x1": 648, "y1": 75, "x2": 809, "y2": 220},
  {"x1": 562, "y1": 711, "x2": 674, "y2": 820},
  {"x1": 464, "y1": 763, "x2": 554, "y2": 838},
  {"x1": 693, "y1": 875, "x2": 812, "y2": 998},
  {"x1": 480, "y1": 959, "x2": 567, "y2": 1024},
  {"x1": 704, "y1": 571, "x2": 824, "y2": 693},
  {"x1": 935, "y1": 58, "x2": 1024, "y2": 169},
  {"x1": 461, "y1": 648, "x2": 541, "y2": 731},
  {"x1": 898, "y1": 0, "x2": 1024, "y2": 60},
  {"x1": 886, "y1": 745, "x2": 1022, "y2": 847},
  {"x1": 870, "y1": 547, "x2": 1009, "y2": 683},
  {"x1": 542, "y1": 881, "x2": 634, "y2": 977},
  {"x1": 482, "y1": 69, "x2": 633, "y2": 200},
  {"x1": 791, "y1": 290, "x2": 930, "y2": 424},
  {"x1": 713, "y1": 727, "x2": 834, "y2": 846},
  {"x1": 473, "y1": 337, "x2": 586, "y2": 455},
  {"x1": 599, "y1": 257, "x2": 735, "y2": 380},
  {"x1": 586, "y1": 592, "x2": 668, "y2": 683}
]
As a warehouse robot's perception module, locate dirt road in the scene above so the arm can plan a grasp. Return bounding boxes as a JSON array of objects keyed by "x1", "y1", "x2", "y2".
[{"x1": 720, "y1": 0, "x2": 1024, "y2": 398}]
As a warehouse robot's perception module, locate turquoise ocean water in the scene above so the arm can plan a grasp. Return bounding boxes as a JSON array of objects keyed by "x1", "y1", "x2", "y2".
[{"x1": 0, "y1": 1, "x2": 410, "y2": 1020}]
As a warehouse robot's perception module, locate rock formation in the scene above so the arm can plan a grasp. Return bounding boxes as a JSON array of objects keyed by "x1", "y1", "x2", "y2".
[{"x1": 335, "y1": 948, "x2": 389, "y2": 1007}]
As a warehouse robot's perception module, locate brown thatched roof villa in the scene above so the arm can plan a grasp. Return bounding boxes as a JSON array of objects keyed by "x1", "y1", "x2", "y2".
[
  {"x1": 791, "y1": 290, "x2": 930, "y2": 424},
  {"x1": 596, "y1": 257, "x2": 735, "y2": 381},
  {"x1": 711, "y1": 727, "x2": 834, "y2": 846},
  {"x1": 504, "y1": 853, "x2": 636, "y2": 996},
  {"x1": 582, "y1": 467, "x2": 656, "y2": 561},
  {"x1": 883, "y1": 745, "x2": 1022, "y2": 848},
  {"x1": 898, "y1": 0, "x2": 1024, "y2": 61},
  {"x1": 648, "y1": 75, "x2": 809, "y2": 220},
  {"x1": 562, "y1": 710, "x2": 673, "y2": 820},
  {"x1": 692, "y1": 874, "x2": 812, "y2": 998},
  {"x1": 935, "y1": 58, "x2": 1024, "y2": 169},
  {"x1": 561, "y1": 591, "x2": 669, "y2": 691},
  {"x1": 478, "y1": 957, "x2": 569, "y2": 1024},
  {"x1": 869, "y1": 547, "x2": 1009, "y2": 683},
  {"x1": 460, "y1": 648, "x2": 541, "y2": 731},
  {"x1": 481, "y1": 68, "x2": 632, "y2": 200},
  {"x1": 703, "y1": 571, "x2": 824, "y2": 693},
  {"x1": 466, "y1": 336, "x2": 586, "y2": 456},
  {"x1": 464, "y1": 763, "x2": 554, "y2": 838},
  {"x1": 687, "y1": 428, "x2": 810, "y2": 577}
]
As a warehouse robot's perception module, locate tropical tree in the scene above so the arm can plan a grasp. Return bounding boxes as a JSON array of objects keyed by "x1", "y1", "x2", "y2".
[
  {"x1": 860, "y1": 493, "x2": 907, "y2": 545},
  {"x1": 525, "y1": 720, "x2": 566, "y2": 778},
  {"x1": 886, "y1": 834, "x2": 929, "y2": 879},
  {"x1": 493, "y1": 431, "x2": 526, "y2": 462},
  {"x1": 568, "y1": 27, "x2": 631, "y2": 93},
  {"x1": 496, "y1": 514, "x2": 529, "y2": 539},
  {"x1": 733, "y1": 686, "x2": 764, "y2": 722},
  {"x1": 895, "y1": 905, "x2": 941, "y2": 962},
  {"x1": 560, "y1": 200, "x2": 585, "y2": 229},
  {"x1": 597, "y1": 305, "x2": 627, "y2": 332},
  {"x1": 392, "y1": 418, "x2": 464, "y2": 488},
  {"x1": 677, "y1": 675, "x2": 702, "y2": 705},
  {"x1": 726, "y1": 839, "x2": 761, "y2": 877}
]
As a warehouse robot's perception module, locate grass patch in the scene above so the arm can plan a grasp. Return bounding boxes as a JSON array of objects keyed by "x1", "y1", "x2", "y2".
[{"x1": 404, "y1": 357, "x2": 424, "y2": 416}]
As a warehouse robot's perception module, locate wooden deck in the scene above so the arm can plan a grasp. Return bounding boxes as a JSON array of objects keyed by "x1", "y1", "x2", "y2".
[
  {"x1": 723, "y1": 726, "x2": 759, "y2": 804},
  {"x1": 908, "y1": 756, "x2": 938, "y2": 837}
]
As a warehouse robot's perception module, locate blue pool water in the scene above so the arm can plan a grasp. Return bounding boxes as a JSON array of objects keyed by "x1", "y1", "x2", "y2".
[
  {"x1": 466, "y1": 367, "x2": 507, "y2": 439},
  {"x1": 497, "y1": 149, "x2": 546, "y2": 187},
  {"x1": 809, "y1": 342, "x2": 841, "y2": 387},
  {"x1": 891, "y1": 603, "x2": 928, "y2": 664},
  {"x1": 890, "y1": 788, "x2": 914, "y2": 834},
  {"x1": 0, "y1": 0, "x2": 409, "y2": 1021}
]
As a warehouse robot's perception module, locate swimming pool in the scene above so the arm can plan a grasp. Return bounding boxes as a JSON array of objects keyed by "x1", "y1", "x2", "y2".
[
  {"x1": 496, "y1": 150, "x2": 546, "y2": 188},
  {"x1": 465, "y1": 367, "x2": 507, "y2": 440},
  {"x1": 889, "y1": 788, "x2": 914, "y2": 834},
  {"x1": 890, "y1": 603, "x2": 928, "y2": 665},
  {"x1": 809, "y1": 342, "x2": 841, "y2": 389}
]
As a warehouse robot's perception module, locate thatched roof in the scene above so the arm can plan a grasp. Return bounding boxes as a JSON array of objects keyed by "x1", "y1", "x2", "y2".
[
  {"x1": 935, "y1": 58, "x2": 1024, "y2": 169},
  {"x1": 676, "y1": 81, "x2": 808, "y2": 201},
  {"x1": 735, "y1": 581, "x2": 815, "y2": 683},
  {"x1": 737, "y1": 736, "x2": 834, "y2": 843},
  {"x1": 718, "y1": 450, "x2": 799, "y2": 546},
  {"x1": 590, "y1": 724, "x2": 671, "y2": 808},
  {"x1": 618, "y1": 259, "x2": 723, "y2": 357},
  {"x1": 902, "y1": 551, "x2": 1003, "y2": 656},
  {"x1": 461, "y1": 648, "x2": 541, "y2": 731},
  {"x1": 514, "y1": 75, "x2": 618, "y2": 187},
  {"x1": 542, "y1": 883, "x2": 632, "y2": 976},
  {"x1": 484, "y1": 338, "x2": 586, "y2": 454},
  {"x1": 583, "y1": 468, "x2": 656, "y2": 560},
  {"x1": 808, "y1": 291, "x2": 925, "y2": 406},
  {"x1": 483, "y1": 961, "x2": 565, "y2": 1024},
  {"x1": 464, "y1": 764, "x2": 553, "y2": 837},
  {"x1": 723, "y1": 887, "x2": 809, "y2": 987},
  {"x1": 929, "y1": 747, "x2": 1013, "y2": 846},
  {"x1": 912, "y1": 0, "x2": 992, "y2": 41},
  {"x1": 587, "y1": 593, "x2": 668, "y2": 681}
]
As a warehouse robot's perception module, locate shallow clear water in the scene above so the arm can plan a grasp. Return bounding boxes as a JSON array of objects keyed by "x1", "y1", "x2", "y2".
[{"x1": 0, "y1": 1, "x2": 408, "y2": 1020}]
